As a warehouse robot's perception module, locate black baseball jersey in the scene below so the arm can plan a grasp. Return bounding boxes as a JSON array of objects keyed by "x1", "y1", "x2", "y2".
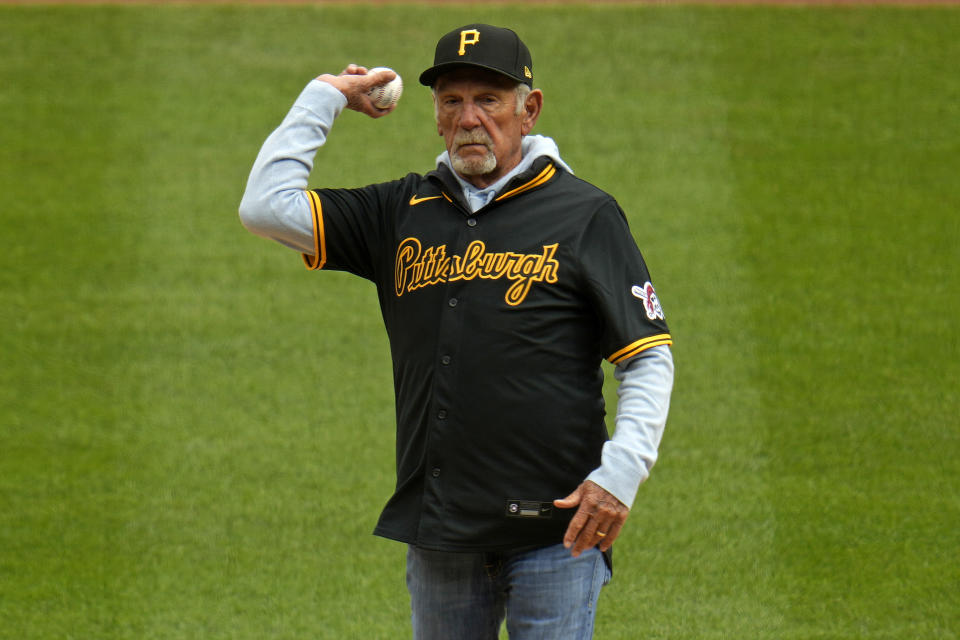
[{"x1": 303, "y1": 157, "x2": 671, "y2": 552}]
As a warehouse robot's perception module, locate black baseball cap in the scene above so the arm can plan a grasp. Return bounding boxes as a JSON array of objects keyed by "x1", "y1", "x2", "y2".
[{"x1": 419, "y1": 24, "x2": 534, "y2": 88}]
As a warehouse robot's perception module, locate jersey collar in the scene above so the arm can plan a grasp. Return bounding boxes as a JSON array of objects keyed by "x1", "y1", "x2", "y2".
[
  {"x1": 428, "y1": 155, "x2": 560, "y2": 214},
  {"x1": 431, "y1": 135, "x2": 570, "y2": 213}
]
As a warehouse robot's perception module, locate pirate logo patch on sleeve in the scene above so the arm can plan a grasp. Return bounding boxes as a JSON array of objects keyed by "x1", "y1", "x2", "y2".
[{"x1": 631, "y1": 281, "x2": 665, "y2": 321}]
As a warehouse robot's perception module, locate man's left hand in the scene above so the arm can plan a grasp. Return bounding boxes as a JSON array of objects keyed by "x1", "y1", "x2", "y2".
[{"x1": 554, "y1": 480, "x2": 629, "y2": 557}]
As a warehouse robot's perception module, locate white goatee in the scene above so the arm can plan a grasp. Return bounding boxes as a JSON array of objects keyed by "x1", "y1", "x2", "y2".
[{"x1": 451, "y1": 129, "x2": 497, "y2": 177}]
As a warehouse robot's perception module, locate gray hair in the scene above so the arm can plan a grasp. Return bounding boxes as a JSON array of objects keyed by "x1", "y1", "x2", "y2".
[{"x1": 513, "y1": 84, "x2": 532, "y2": 115}]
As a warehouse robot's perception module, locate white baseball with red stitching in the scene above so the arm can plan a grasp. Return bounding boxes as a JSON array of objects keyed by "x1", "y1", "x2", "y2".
[{"x1": 367, "y1": 67, "x2": 403, "y2": 109}]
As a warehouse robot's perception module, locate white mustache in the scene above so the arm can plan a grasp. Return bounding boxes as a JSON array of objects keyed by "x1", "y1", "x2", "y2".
[{"x1": 453, "y1": 130, "x2": 493, "y2": 151}]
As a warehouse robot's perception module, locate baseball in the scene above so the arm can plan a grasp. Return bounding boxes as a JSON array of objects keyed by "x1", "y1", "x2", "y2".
[{"x1": 367, "y1": 67, "x2": 403, "y2": 109}]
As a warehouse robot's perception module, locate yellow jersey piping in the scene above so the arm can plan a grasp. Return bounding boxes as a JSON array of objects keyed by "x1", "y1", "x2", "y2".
[
  {"x1": 301, "y1": 190, "x2": 327, "y2": 271},
  {"x1": 494, "y1": 164, "x2": 557, "y2": 202},
  {"x1": 608, "y1": 333, "x2": 673, "y2": 365}
]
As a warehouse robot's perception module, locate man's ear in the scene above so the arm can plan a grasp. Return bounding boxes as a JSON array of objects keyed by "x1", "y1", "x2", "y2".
[{"x1": 521, "y1": 89, "x2": 544, "y2": 136}]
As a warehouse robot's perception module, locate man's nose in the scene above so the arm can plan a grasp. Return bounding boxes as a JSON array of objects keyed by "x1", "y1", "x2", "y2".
[{"x1": 459, "y1": 101, "x2": 482, "y2": 129}]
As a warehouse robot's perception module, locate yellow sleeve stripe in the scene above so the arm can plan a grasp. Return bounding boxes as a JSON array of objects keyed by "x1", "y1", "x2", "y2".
[
  {"x1": 301, "y1": 190, "x2": 327, "y2": 271},
  {"x1": 495, "y1": 164, "x2": 556, "y2": 202},
  {"x1": 608, "y1": 333, "x2": 673, "y2": 365}
]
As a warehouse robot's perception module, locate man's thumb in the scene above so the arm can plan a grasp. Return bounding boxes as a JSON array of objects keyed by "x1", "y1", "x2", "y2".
[
  {"x1": 366, "y1": 69, "x2": 396, "y2": 88},
  {"x1": 553, "y1": 486, "x2": 582, "y2": 509}
]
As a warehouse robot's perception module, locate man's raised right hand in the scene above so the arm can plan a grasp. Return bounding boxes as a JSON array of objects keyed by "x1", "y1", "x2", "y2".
[{"x1": 317, "y1": 65, "x2": 398, "y2": 118}]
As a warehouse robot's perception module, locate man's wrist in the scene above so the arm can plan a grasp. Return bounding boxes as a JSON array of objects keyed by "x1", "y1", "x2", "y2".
[
  {"x1": 292, "y1": 79, "x2": 348, "y2": 121},
  {"x1": 586, "y1": 464, "x2": 642, "y2": 511}
]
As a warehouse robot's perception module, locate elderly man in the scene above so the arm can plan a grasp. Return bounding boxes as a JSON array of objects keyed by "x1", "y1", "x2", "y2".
[{"x1": 239, "y1": 23, "x2": 674, "y2": 640}]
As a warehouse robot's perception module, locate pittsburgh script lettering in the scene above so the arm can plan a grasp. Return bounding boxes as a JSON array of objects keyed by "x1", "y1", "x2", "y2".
[{"x1": 395, "y1": 238, "x2": 560, "y2": 306}]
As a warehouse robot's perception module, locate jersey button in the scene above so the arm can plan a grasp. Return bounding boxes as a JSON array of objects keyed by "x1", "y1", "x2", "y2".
[
  {"x1": 431, "y1": 468, "x2": 441, "y2": 478},
  {"x1": 441, "y1": 355, "x2": 451, "y2": 365},
  {"x1": 437, "y1": 409, "x2": 447, "y2": 419},
  {"x1": 448, "y1": 297, "x2": 458, "y2": 308},
  {"x1": 466, "y1": 218, "x2": 477, "y2": 227}
]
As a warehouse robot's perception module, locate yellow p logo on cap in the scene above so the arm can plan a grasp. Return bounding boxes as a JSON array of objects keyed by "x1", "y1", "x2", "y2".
[{"x1": 458, "y1": 29, "x2": 480, "y2": 56}]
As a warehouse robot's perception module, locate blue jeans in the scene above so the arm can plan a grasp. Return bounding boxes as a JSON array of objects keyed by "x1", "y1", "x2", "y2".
[{"x1": 406, "y1": 543, "x2": 611, "y2": 640}]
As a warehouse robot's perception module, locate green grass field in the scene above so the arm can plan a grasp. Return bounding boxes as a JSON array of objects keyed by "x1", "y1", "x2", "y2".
[{"x1": 1, "y1": 3, "x2": 958, "y2": 638}]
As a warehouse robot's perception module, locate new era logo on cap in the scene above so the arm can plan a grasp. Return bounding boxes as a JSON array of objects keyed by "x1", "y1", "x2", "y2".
[{"x1": 419, "y1": 24, "x2": 534, "y2": 88}]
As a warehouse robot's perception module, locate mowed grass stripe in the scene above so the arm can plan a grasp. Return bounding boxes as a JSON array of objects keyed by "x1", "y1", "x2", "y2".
[
  {"x1": 564, "y1": 8, "x2": 786, "y2": 639},
  {"x1": 714, "y1": 7, "x2": 960, "y2": 637},
  {"x1": 0, "y1": 9, "x2": 162, "y2": 637},
  {"x1": 97, "y1": 9, "x2": 406, "y2": 638}
]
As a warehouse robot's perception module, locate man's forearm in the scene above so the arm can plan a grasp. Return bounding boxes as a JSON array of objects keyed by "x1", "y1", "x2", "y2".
[
  {"x1": 586, "y1": 344, "x2": 674, "y2": 509},
  {"x1": 238, "y1": 80, "x2": 348, "y2": 253}
]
